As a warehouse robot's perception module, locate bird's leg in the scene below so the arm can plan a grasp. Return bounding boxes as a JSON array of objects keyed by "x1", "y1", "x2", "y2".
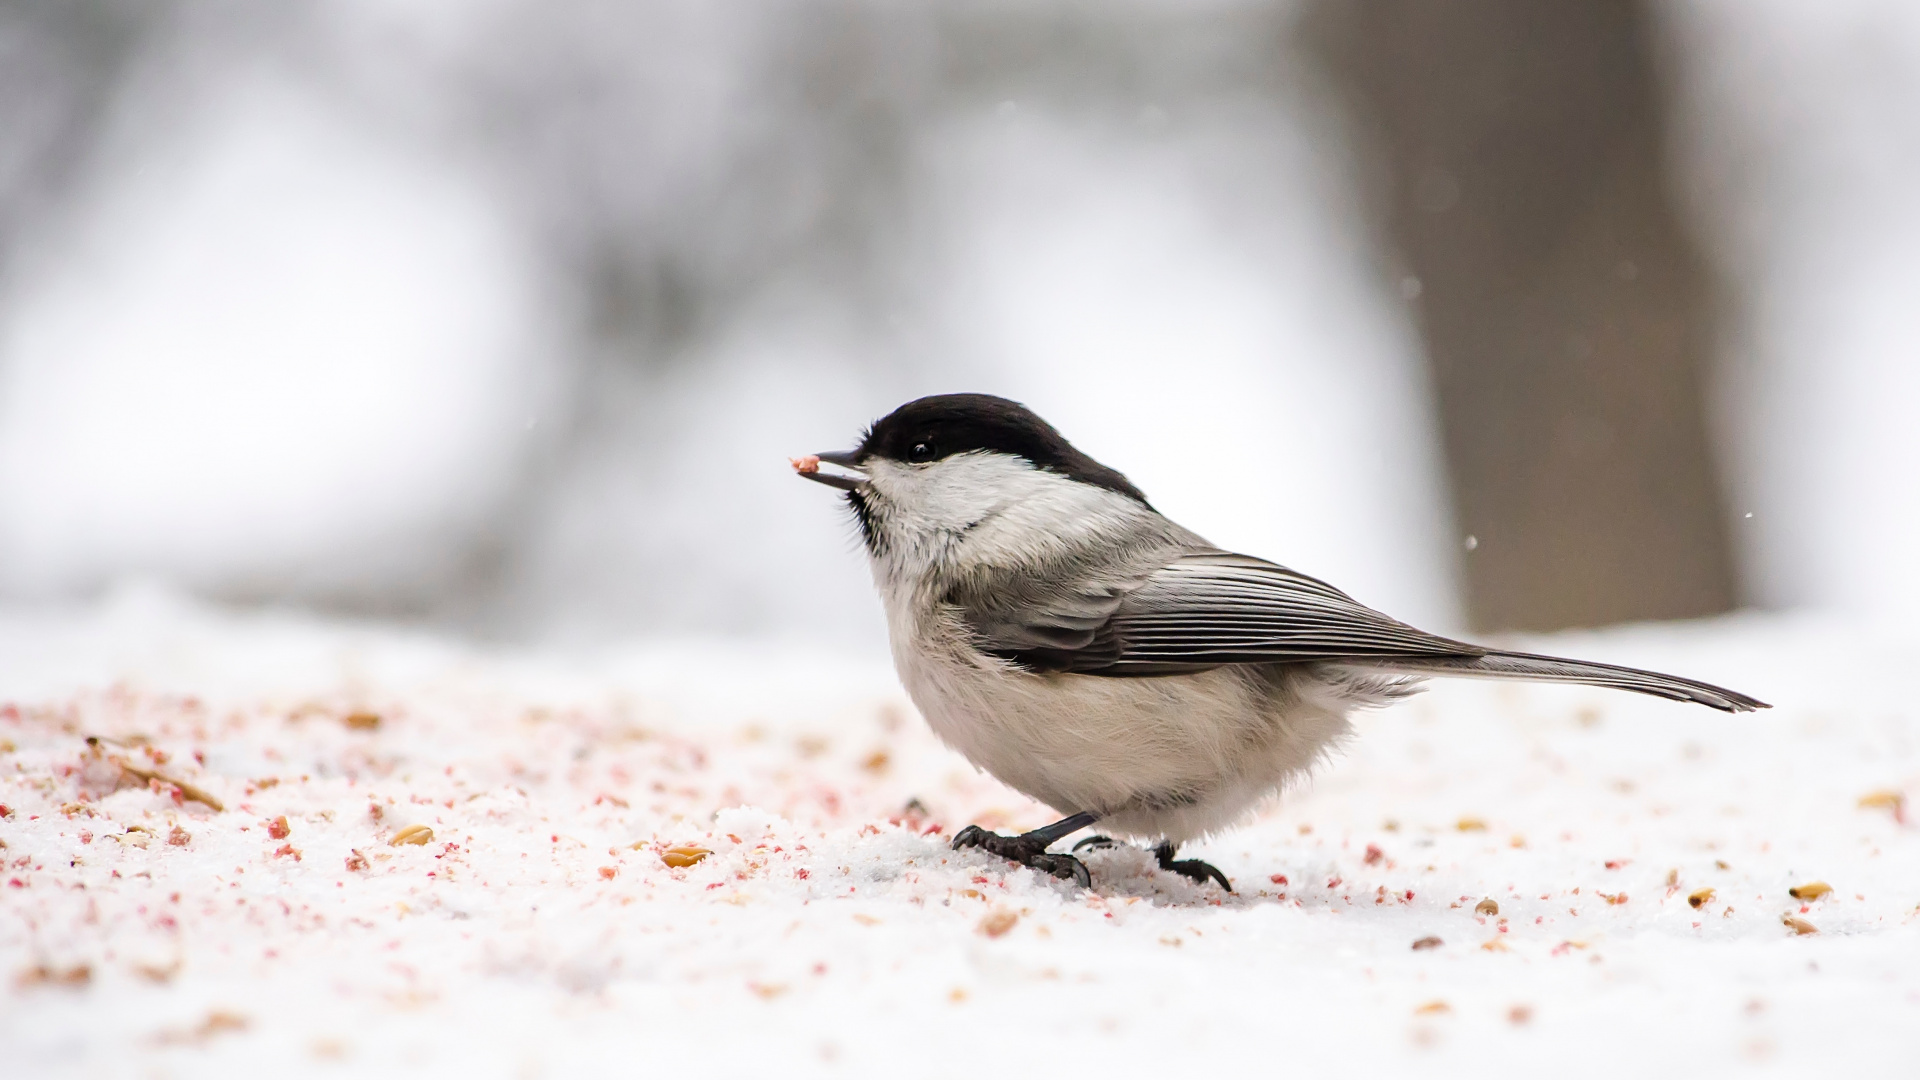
[
  {"x1": 1071, "y1": 835, "x2": 1117, "y2": 852},
  {"x1": 952, "y1": 811, "x2": 1100, "y2": 888},
  {"x1": 1154, "y1": 841, "x2": 1232, "y2": 892}
]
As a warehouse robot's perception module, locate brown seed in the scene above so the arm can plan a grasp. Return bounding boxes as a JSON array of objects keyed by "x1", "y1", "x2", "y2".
[
  {"x1": 388, "y1": 824, "x2": 434, "y2": 846},
  {"x1": 860, "y1": 750, "x2": 890, "y2": 774},
  {"x1": 1507, "y1": 1005, "x2": 1534, "y2": 1025},
  {"x1": 978, "y1": 909, "x2": 1019, "y2": 938},
  {"x1": 1787, "y1": 881, "x2": 1832, "y2": 901},
  {"x1": 1411, "y1": 936, "x2": 1444, "y2": 951},
  {"x1": 1474, "y1": 898, "x2": 1499, "y2": 916},
  {"x1": 1456, "y1": 818, "x2": 1487, "y2": 832},
  {"x1": 1414, "y1": 1000, "x2": 1451, "y2": 1015},
  {"x1": 1781, "y1": 915, "x2": 1818, "y2": 936},
  {"x1": 111, "y1": 757, "x2": 224, "y2": 812},
  {"x1": 661, "y1": 845, "x2": 710, "y2": 868},
  {"x1": 1480, "y1": 938, "x2": 1510, "y2": 952},
  {"x1": 1858, "y1": 789, "x2": 1904, "y2": 811},
  {"x1": 1688, "y1": 888, "x2": 1716, "y2": 909},
  {"x1": 343, "y1": 712, "x2": 381, "y2": 731},
  {"x1": 15, "y1": 964, "x2": 91, "y2": 989}
]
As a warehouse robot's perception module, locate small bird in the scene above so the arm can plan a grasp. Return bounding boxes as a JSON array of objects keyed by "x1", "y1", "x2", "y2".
[{"x1": 795, "y1": 393, "x2": 1767, "y2": 891}]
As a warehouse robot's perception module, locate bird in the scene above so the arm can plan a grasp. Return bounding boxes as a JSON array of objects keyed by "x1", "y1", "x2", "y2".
[{"x1": 793, "y1": 393, "x2": 1767, "y2": 891}]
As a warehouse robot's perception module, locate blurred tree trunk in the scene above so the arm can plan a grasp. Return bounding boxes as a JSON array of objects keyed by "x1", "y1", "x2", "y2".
[{"x1": 1305, "y1": 0, "x2": 1736, "y2": 631}]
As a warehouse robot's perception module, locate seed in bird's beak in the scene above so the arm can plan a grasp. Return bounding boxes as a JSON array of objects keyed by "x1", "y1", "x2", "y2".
[{"x1": 793, "y1": 451, "x2": 864, "y2": 490}]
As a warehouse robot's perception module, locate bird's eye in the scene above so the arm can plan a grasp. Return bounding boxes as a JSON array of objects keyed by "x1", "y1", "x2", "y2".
[{"x1": 907, "y1": 441, "x2": 935, "y2": 463}]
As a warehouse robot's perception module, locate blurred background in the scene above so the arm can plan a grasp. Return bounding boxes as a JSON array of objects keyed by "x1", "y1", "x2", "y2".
[{"x1": 1, "y1": 0, "x2": 1916, "y2": 650}]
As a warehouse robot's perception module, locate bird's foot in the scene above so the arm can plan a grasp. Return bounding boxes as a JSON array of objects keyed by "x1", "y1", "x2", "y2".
[
  {"x1": 953, "y1": 824, "x2": 1092, "y2": 888},
  {"x1": 1071, "y1": 834, "x2": 1117, "y2": 852},
  {"x1": 1154, "y1": 841, "x2": 1232, "y2": 892}
]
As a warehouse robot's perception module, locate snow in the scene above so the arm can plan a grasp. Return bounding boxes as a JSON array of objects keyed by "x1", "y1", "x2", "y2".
[{"x1": 4, "y1": 589, "x2": 1918, "y2": 1077}]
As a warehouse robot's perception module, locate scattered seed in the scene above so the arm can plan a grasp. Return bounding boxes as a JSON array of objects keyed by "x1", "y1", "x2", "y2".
[
  {"x1": 389, "y1": 825, "x2": 434, "y2": 846},
  {"x1": 1475, "y1": 898, "x2": 1499, "y2": 916},
  {"x1": 15, "y1": 964, "x2": 91, "y2": 989},
  {"x1": 344, "y1": 850, "x2": 369, "y2": 872},
  {"x1": 597, "y1": 866, "x2": 617, "y2": 880},
  {"x1": 1787, "y1": 882, "x2": 1832, "y2": 901},
  {"x1": 343, "y1": 712, "x2": 381, "y2": 731},
  {"x1": 112, "y1": 757, "x2": 223, "y2": 812},
  {"x1": 1480, "y1": 938, "x2": 1510, "y2": 952},
  {"x1": 1411, "y1": 936, "x2": 1444, "y2": 951},
  {"x1": 267, "y1": 816, "x2": 291, "y2": 840},
  {"x1": 1689, "y1": 888, "x2": 1716, "y2": 909},
  {"x1": 662, "y1": 845, "x2": 710, "y2": 868},
  {"x1": 167, "y1": 825, "x2": 191, "y2": 847},
  {"x1": 1781, "y1": 915, "x2": 1817, "y2": 936},
  {"x1": 1456, "y1": 818, "x2": 1487, "y2": 832},
  {"x1": 978, "y1": 909, "x2": 1019, "y2": 938},
  {"x1": 1508, "y1": 1005, "x2": 1533, "y2": 1025},
  {"x1": 1414, "y1": 1000, "x2": 1451, "y2": 1015}
]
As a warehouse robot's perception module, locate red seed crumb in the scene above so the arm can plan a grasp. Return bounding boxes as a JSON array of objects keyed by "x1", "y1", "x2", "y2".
[
  {"x1": 345, "y1": 851, "x2": 369, "y2": 872},
  {"x1": 1270, "y1": 874, "x2": 1289, "y2": 886},
  {"x1": 267, "y1": 816, "x2": 291, "y2": 840},
  {"x1": 1363, "y1": 844, "x2": 1384, "y2": 865},
  {"x1": 598, "y1": 866, "x2": 617, "y2": 880}
]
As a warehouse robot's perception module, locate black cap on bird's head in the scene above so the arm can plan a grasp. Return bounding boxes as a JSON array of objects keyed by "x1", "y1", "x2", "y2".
[{"x1": 793, "y1": 393, "x2": 1149, "y2": 506}]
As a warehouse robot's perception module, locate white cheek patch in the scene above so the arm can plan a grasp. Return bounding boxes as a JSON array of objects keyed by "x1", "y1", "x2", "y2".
[{"x1": 863, "y1": 451, "x2": 1163, "y2": 579}]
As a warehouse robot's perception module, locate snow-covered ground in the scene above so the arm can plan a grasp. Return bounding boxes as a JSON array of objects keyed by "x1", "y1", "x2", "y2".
[{"x1": 3, "y1": 589, "x2": 1916, "y2": 1078}]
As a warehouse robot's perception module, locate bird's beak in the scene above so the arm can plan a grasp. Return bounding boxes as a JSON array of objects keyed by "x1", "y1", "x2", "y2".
[{"x1": 790, "y1": 450, "x2": 865, "y2": 491}]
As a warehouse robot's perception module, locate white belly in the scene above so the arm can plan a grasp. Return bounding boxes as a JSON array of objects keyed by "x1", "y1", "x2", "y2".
[{"x1": 892, "y1": 618, "x2": 1365, "y2": 842}]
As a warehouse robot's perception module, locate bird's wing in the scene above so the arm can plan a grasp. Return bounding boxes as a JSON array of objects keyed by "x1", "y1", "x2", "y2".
[
  {"x1": 955, "y1": 549, "x2": 1477, "y2": 676},
  {"x1": 952, "y1": 549, "x2": 1767, "y2": 712}
]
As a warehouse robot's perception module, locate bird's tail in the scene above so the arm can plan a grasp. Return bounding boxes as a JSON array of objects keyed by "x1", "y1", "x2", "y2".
[{"x1": 1337, "y1": 650, "x2": 1768, "y2": 713}]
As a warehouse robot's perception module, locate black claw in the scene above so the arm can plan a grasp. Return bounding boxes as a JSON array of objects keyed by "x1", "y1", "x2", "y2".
[
  {"x1": 952, "y1": 824, "x2": 1093, "y2": 888},
  {"x1": 951, "y1": 825, "x2": 992, "y2": 850},
  {"x1": 1071, "y1": 834, "x2": 1117, "y2": 852},
  {"x1": 1154, "y1": 841, "x2": 1233, "y2": 892},
  {"x1": 1030, "y1": 853, "x2": 1093, "y2": 888}
]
